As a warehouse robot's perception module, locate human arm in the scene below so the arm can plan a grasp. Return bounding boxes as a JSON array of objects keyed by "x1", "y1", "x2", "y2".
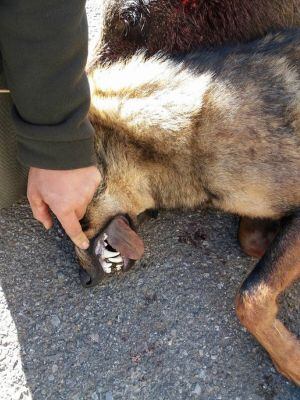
[{"x1": 0, "y1": 1, "x2": 100, "y2": 248}]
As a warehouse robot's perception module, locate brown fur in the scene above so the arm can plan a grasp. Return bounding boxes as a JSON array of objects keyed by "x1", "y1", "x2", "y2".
[
  {"x1": 77, "y1": 30, "x2": 300, "y2": 383},
  {"x1": 85, "y1": 31, "x2": 300, "y2": 234},
  {"x1": 90, "y1": 0, "x2": 300, "y2": 259}
]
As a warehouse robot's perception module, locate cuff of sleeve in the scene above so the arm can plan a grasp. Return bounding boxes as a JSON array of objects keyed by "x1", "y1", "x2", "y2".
[{"x1": 17, "y1": 137, "x2": 97, "y2": 170}]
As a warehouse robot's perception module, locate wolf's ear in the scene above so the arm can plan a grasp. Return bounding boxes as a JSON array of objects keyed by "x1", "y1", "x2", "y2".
[
  {"x1": 105, "y1": 215, "x2": 144, "y2": 260},
  {"x1": 118, "y1": 0, "x2": 150, "y2": 43}
]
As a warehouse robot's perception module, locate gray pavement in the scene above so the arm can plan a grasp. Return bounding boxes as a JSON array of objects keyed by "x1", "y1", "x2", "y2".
[
  {"x1": 0, "y1": 202, "x2": 299, "y2": 399},
  {"x1": 0, "y1": 1, "x2": 299, "y2": 399}
]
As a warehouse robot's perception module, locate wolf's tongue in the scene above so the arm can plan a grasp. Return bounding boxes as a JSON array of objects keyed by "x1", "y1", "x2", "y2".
[{"x1": 105, "y1": 216, "x2": 144, "y2": 260}]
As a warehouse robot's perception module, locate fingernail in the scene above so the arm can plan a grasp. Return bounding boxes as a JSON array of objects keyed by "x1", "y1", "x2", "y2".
[{"x1": 81, "y1": 240, "x2": 90, "y2": 250}]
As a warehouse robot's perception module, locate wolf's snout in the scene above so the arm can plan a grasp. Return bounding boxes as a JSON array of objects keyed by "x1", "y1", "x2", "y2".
[
  {"x1": 78, "y1": 215, "x2": 144, "y2": 287},
  {"x1": 79, "y1": 267, "x2": 103, "y2": 288}
]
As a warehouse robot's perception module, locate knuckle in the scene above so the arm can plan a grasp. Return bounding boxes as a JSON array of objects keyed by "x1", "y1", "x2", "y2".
[
  {"x1": 31, "y1": 210, "x2": 39, "y2": 220},
  {"x1": 69, "y1": 230, "x2": 83, "y2": 242},
  {"x1": 72, "y1": 229, "x2": 83, "y2": 239},
  {"x1": 79, "y1": 189, "x2": 92, "y2": 205},
  {"x1": 32, "y1": 210, "x2": 44, "y2": 222},
  {"x1": 27, "y1": 191, "x2": 40, "y2": 204}
]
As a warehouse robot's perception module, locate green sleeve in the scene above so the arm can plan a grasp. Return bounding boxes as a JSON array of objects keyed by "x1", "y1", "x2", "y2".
[{"x1": 0, "y1": 0, "x2": 96, "y2": 169}]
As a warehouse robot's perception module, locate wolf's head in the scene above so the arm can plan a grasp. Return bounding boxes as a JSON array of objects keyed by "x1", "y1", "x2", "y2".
[{"x1": 77, "y1": 54, "x2": 212, "y2": 286}]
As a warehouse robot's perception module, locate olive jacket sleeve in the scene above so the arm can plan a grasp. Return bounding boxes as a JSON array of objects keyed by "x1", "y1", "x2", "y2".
[{"x1": 0, "y1": 0, "x2": 96, "y2": 169}]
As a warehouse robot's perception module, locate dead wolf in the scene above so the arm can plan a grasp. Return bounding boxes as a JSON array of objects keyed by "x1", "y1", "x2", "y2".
[
  {"x1": 90, "y1": 0, "x2": 300, "y2": 267},
  {"x1": 77, "y1": 30, "x2": 300, "y2": 384}
]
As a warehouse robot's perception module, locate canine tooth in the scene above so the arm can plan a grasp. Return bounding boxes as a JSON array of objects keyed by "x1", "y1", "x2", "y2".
[
  {"x1": 103, "y1": 249, "x2": 120, "y2": 258},
  {"x1": 116, "y1": 265, "x2": 122, "y2": 271},
  {"x1": 108, "y1": 256, "x2": 123, "y2": 263},
  {"x1": 103, "y1": 233, "x2": 108, "y2": 240}
]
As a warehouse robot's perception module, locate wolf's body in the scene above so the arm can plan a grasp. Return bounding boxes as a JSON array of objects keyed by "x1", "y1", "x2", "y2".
[
  {"x1": 88, "y1": 30, "x2": 300, "y2": 225},
  {"x1": 90, "y1": 0, "x2": 300, "y2": 260},
  {"x1": 78, "y1": 30, "x2": 300, "y2": 384}
]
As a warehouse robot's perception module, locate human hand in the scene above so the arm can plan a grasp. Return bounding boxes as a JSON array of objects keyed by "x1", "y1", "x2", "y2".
[{"x1": 27, "y1": 166, "x2": 101, "y2": 249}]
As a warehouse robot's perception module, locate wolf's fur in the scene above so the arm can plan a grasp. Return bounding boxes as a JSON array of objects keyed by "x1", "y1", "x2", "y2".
[
  {"x1": 90, "y1": 0, "x2": 300, "y2": 68},
  {"x1": 78, "y1": 30, "x2": 300, "y2": 383},
  {"x1": 88, "y1": 0, "x2": 300, "y2": 260},
  {"x1": 86, "y1": 30, "x2": 300, "y2": 235}
]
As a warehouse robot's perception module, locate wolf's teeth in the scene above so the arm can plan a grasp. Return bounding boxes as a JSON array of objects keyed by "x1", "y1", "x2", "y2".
[
  {"x1": 102, "y1": 261, "x2": 112, "y2": 273},
  {"x1": 108, "y1": 256, "x2": 123, "y2": 263},
  {"x1": 116, "y1": 265, "x2": 122, "y2": 271},
  {"x1": 103, "y1": 233, "x2": 108, "y2": 241},
  {"x1": 103, "y1": 249, "x2": 120, "y2": 258}
]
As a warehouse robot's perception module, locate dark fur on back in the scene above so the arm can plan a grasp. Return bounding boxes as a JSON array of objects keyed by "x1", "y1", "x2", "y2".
[{"x1": 89, "y1": 0, "x2": 300, "y2": 69}]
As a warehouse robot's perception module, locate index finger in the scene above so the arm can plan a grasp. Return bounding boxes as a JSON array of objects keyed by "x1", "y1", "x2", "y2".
[{"x1": 57, "y1": 211, "x2": 89, "y2": 250}]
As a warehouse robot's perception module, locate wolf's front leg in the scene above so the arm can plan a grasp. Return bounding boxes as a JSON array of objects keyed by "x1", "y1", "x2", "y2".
[{"x1": 236, "y1": 212, "x2": 300, "y2": 385}]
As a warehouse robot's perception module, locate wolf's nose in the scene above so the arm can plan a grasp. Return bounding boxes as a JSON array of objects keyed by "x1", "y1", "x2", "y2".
[{"x1": 79, "y1": 267, "x2": 103, "y2": 288}]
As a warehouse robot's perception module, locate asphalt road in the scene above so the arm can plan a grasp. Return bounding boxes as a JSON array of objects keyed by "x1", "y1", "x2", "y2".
[{"x1": 0, "y1": 1, "x2": 299, "y2": 399}]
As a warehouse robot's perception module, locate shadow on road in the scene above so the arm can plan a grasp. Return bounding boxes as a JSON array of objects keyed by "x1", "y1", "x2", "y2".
[{"x1": 0, "y1": 201, "x2": 299, "y2": 399}]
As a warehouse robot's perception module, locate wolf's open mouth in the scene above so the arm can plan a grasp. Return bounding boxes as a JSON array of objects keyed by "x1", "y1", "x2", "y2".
[
  {"x1": 93, "y1": 231, "x2": 132, "y2": 274},
  {"x1": 79, "y1": 215, "x2": 144, "y2": 287}
]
